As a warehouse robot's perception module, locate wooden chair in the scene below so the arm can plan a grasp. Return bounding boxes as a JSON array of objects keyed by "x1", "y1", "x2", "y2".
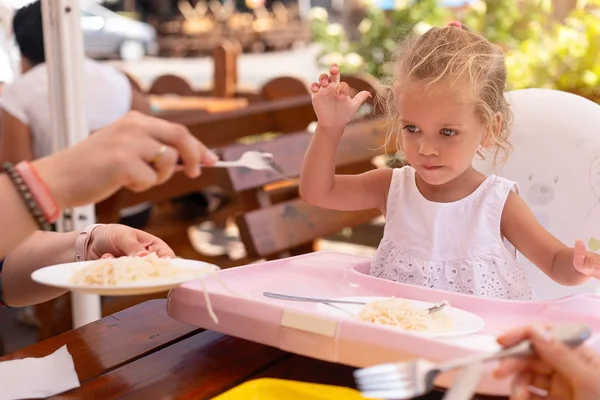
[
  {"x1": 213, "y1": 39, "x2": 241, "y2": 98},
  {"x1": 148, "y1": 74, "x2": 197, "y2": 96},
  {"x1": 149, "y1": 39, "x2": 241, "y2": 99}
]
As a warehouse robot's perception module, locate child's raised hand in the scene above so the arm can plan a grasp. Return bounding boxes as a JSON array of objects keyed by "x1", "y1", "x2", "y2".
[
  {"x1": 310, "y1": 64, "x2": 372, "y2": 132},
  {"x1": 573, "y1": 240, "x2": 600, "y2": 278}
]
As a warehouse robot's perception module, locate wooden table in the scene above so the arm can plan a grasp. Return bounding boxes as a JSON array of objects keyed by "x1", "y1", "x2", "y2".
[
  {"x1": 1, "y1": 300, "x2": 504, "y2": 399},
  {"x1": 150, "y1": 95, "x2": 248, "y2": 115}
]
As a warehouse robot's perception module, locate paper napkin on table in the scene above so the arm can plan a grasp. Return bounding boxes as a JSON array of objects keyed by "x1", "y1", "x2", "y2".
[{"x1": 0, "y1": 345, "x2": 80, "y2": 400}]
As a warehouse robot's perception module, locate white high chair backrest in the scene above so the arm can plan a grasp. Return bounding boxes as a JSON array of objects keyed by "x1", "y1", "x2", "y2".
[{"x1": 473, "y1": 88, "x2": 600, "y2": 300}]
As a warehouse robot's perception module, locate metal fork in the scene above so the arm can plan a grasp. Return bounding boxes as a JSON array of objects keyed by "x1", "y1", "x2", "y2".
[
  {"x1": 354, "y1": 324, "x2": 591, "y2": 400},
  {"x1": 211, "y1": 151, "x2": 285, "y2": 174},
  {"x1": 179, "y1": 151, "x2": 286, "y2": 174},
  {"x1": 262, "y1": 292, "x2": 448, "y2": 314}
]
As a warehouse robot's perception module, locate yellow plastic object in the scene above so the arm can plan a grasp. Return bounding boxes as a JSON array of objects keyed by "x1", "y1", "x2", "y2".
[{"x1": 212, "y1": 378, "x2": 379, "y2": 400}]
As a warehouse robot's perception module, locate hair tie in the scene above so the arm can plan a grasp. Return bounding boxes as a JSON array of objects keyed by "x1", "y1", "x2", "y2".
[{"x1": 448, "y1": 21, "x2": 462, "y2": 29}]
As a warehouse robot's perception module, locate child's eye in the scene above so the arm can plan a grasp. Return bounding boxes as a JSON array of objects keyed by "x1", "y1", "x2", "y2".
[
  {"x1": 441, "y1": 128, "x2": 457, "y2": 137},
  {"x1": 403, "y1": 125, "x2": 421, "y2": 133}
]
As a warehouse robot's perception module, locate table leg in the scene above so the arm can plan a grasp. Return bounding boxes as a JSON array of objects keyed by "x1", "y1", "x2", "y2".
[{"x1": 71, "y1": 292, "x2": 101, "y2": 328}]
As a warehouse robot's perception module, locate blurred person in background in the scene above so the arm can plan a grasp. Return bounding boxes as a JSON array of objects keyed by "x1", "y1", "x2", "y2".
[
  {"x1": 0, "y1": 0, "x2": 152, "y2": 228},
  {"x1": 0, "y1": 0, "x2": 228, "y2": 225},
  {"x1": 0, "y1": 1, "x2": 19, "y2": 89}
]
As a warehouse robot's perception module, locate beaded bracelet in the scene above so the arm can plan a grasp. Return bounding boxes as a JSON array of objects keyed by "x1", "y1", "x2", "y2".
[
  {"x1": 15, "y1": 161, "x2": 60, "y2": 222},
  {"x1": 3, "y1": 162, "x2": 53, "y2": 231}
]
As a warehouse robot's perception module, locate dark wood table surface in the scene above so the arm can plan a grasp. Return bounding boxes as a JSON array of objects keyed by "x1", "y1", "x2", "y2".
[{"x1": 1, "y1": 300, "x2": 506, "y2": 399}]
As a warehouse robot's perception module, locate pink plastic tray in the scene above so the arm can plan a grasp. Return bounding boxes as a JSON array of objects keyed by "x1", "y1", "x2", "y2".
[{"x1": 166, "y1": 251, "x2": 600, "y2": 396}]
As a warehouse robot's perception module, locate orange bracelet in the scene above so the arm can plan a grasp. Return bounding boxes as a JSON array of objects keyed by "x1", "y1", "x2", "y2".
[{"x1": 14, "y1": 161, "x2": 60, "y2": 223}]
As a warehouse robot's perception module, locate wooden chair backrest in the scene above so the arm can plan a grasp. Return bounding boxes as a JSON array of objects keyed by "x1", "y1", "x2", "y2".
[{"x1": 148, "y1": 74, "x2": 196, "y2": 96}]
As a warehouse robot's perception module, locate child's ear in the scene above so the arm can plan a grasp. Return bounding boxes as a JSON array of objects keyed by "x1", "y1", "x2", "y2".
[{"x1": 481, "y1": 113, "x2": 502, "y2": 148}]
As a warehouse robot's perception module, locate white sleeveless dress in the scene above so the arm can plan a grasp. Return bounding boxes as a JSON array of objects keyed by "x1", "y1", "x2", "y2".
[{"x1": 370, "y1": 166, "x2": 535, "y2": 300}]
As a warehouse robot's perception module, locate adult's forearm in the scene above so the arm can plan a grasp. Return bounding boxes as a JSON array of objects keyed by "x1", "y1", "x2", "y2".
[
  {"x1": 3, "y1": 230, "x2": 77, "y2": 307},
  {"x1": 0, "y1": 174, "x2": 41, "y2": 259}
]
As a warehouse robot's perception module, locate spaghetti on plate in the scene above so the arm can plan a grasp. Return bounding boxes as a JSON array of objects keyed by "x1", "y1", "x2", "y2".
[
  {"x1": 357, "y1": 298, "x2": 452, "y2": 333},
  {"x1": 68, "y1": 253, "x2": 202, "y2": 286},
  {"x1": 68, "y1": 254, "x2": 246, "y2": 324}
]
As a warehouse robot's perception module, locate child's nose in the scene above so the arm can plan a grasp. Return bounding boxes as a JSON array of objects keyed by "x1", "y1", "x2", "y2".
[{"x1": 418, "y1": 138, "x2": 438, "y2": 156}]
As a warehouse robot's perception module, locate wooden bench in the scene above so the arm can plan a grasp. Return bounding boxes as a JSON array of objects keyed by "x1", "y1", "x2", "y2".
[
  {"x1": 93, "y1": 96, "x2": 315, "y2": 261},
  {"x1": 99, "y1": 115, "x2": 389, "y2": 270},
  {"x1": 104, "y1": 72, "x2": 380, "y2": 270},
  {"x1": 224, "y1": 117, "x2": 390, "y2": 259},
  {"x1": 95, "y1": 72, "x2": 379, "y2": 252}
]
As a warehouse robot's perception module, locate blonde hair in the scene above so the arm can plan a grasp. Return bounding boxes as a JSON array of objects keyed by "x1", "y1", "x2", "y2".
[{"x1": 379, "y1": 24, "x2": 512, "y2": 165}]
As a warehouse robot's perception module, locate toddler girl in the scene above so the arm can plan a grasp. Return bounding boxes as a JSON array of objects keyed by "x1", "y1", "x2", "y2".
[{"x1": 300, "y1": 22, "x2": 600, "y2": 300}]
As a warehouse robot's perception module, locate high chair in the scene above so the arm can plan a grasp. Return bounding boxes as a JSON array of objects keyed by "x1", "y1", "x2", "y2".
[{"x1": 474, "y1": 88, "x2": 600, "y2": 300}]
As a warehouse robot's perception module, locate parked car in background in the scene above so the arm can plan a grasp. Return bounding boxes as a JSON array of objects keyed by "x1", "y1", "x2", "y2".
[
  {"x1": 81, "y1": 0, "x2": 157, "y2": 61},
  {"x1": 2, "y1": 0, "x2": 157, "y2": 64}
]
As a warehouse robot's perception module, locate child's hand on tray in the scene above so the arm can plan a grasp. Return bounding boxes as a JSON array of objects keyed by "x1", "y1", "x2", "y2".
[
  {"x1": 494, "y1": 325, "x2": 600, "y2": 400},
  {"x1": 573, "y1": 239, "x2": 600, "y2": 279}
]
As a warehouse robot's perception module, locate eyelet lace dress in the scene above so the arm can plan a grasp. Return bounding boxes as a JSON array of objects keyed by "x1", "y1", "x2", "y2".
[{"x1": 370, "y1": 166, "x2": 535, "y2": 300}]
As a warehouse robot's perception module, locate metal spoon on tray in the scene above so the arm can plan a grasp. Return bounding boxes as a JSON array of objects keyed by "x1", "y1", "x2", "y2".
[{"x1": 262, "y1": 292, "x2": 448, "y2": 314}]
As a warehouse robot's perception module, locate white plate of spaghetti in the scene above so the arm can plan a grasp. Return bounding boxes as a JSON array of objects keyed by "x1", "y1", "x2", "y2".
[
  {"x1": 316, "y1": 296, "x2": 484, "y2": 338},
  {"x1": 31, "y1": 254, "x2": 220, "y2": 296}
]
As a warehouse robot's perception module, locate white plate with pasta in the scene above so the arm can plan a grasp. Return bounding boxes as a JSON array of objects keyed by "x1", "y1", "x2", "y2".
[
  {"x1": 31, "y1": 254, "x2": 220, "y2": 296},
  {"x1": 316, "y1": 296, "x2": 484, "y2": 338}
]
